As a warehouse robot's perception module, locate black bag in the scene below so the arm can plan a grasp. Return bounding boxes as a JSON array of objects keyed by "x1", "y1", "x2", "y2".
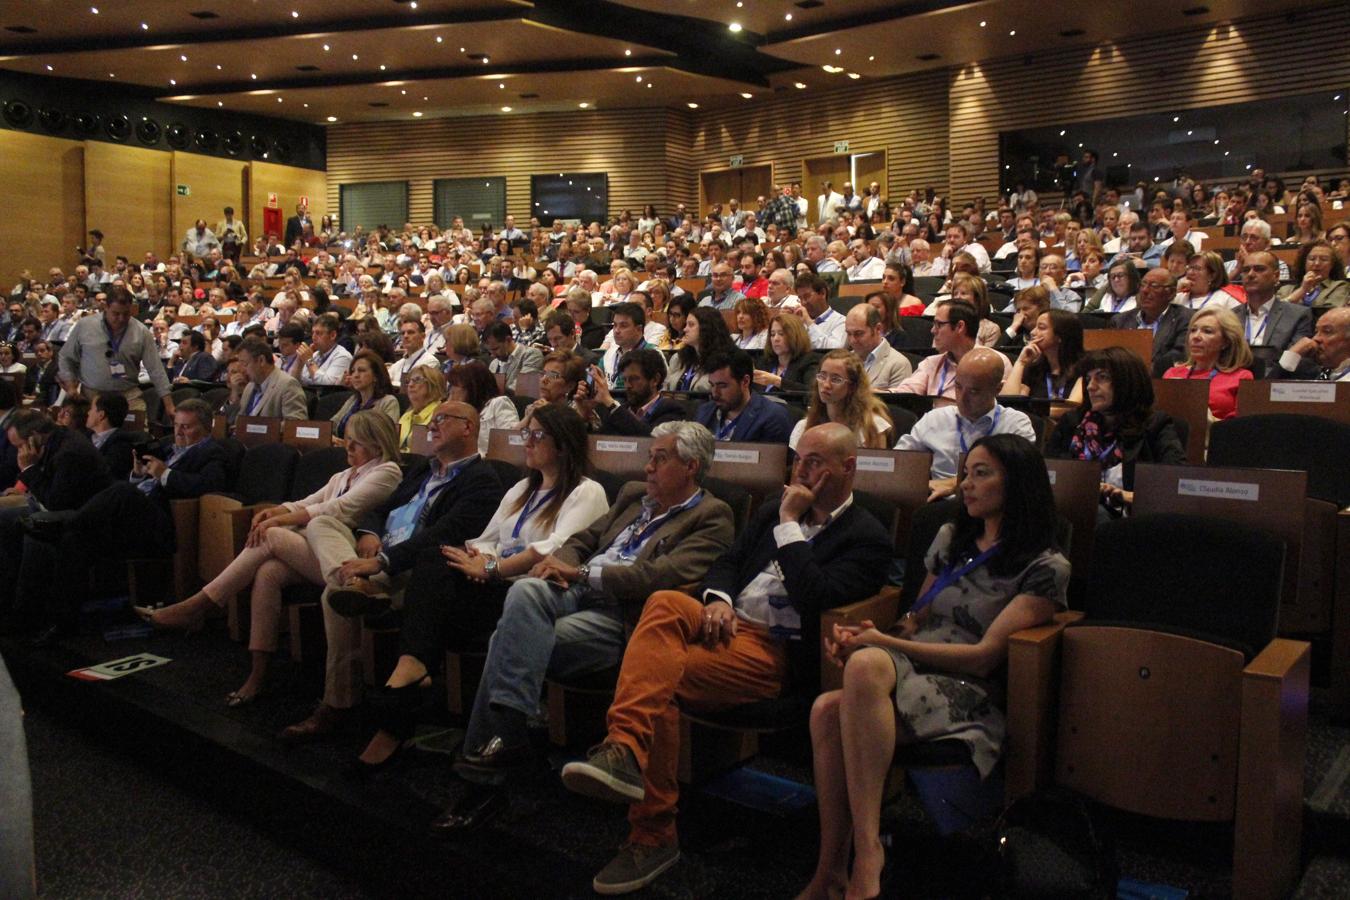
[{"x1": 995, "y1": 788, "x2": 1117, "y2": 899}]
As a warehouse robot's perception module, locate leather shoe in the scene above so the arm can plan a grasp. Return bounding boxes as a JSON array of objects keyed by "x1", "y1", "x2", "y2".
[
  {"x1": 429, "y1": 786, "x2": 506, "y2": 837},
  {"x1": 328, "y1": 579, "x2": 391, "y2": 618},
  {"x1": 453, "y1": 736, "x2": 532, "y2": 775},
  {"x1": 278, "y1": 703, "x2": 350, "y2": 745}
]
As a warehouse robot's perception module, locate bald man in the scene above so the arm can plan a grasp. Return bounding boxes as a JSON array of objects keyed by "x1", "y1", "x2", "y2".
[
  {"x1": 561, "y1": 422, "x2": 891, "y2": 894},
  {"x1": 280, "y1": 399, "x2": 507, "y2": 744},
  {"x1": 846, "y1": 303, "x2": 912, "y2": 390},
  {"x1": 1275, "y1": 305, "x2": 1350, "y2": 381},
  {"x1": 897, "y1": 348, "x2": 1038, "y2": 498}
]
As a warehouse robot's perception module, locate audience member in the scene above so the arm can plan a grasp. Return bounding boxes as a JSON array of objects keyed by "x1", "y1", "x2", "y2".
[
  {"x1": 330, "y1": 350, "x2": 401, "y2": 440},
  {"x1": 1273, "y1": 306, "x2": 1350, "y2": 381},
  {"x1": 58, "y1": 290, "x2": 174, "y2": 415},
  {"x1": 397, "y1": 365, "x2": 445, "y2": 451},
  {"x1": 86, "y1": 391, "x2": 135, "y2": 480},
  {"x1": 896, "y1": 301, "x2": 1009, "y2": 398},
  {"x1": 1163, "y1": 307, "x2": 1254, "y2": 420},
  {"x1": 236, "y1": 338, "x2": 309, "y2": 420},
  {"x1": 1003, "y1": 309, "x2": 1084, "y2": 401},
  {"x1": 1234, "y1": 251, "x2": 1314, "y2": 376},
  {"x1": 484, "y1": 321, "x2": 544, "y2": 392},
  {"x1": 582, "y1": 349, "x2": 684, "y2": 436},
  {"x1": 752, "y1": 314, "x2": 817, "y2": 394},
  {"x1": 1110, "y1": 267, "x2": 1191, "y2": 375},
  {"x1": 1278, "y1": 239, "x2": 1349, "y2": 309},
  {"x1": 692, "y1": 350, "x2": 793, "y2": 443},
  {"x1": 845, "y1": 303, "x2": 912, "y2": 390},
  {"x1": 447, "y1": 361, "x2": 520, "y2": 456},
  {"x1": 664, "y1": 307, "x2": 736, "y2": 393},
  {"x1": 789, "y1": 350, "x2": 894, "y2": 451}
]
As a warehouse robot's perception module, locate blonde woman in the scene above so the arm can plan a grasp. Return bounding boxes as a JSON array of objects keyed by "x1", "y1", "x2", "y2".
[
  {"x1": 398, "y1": 364, "x2": 445, "y2": 451},
  {"x1": 1162, "y1": 306, "x2": 1254, "y2": 420},
  {"x1": 136, "y1": 411, "x2": 403, "y2": 705},
  {"x1": 788, "y1": 349, "x2": 894, "y2": 450}
]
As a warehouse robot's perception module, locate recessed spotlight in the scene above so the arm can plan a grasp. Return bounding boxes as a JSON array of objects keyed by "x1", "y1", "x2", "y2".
[
  {"x1": 481, "y1": 57, "x2": 488, "y2": 64},
  {"x1": 215, "y1": 64, "x2": 221, "y2": 70},
  {"x1": 1059, "y1": 130, "x2": 1066, "y2": 136},
  {"x1": 868, "y1": 55, "x2": 875, "y2": 61},
  {"x1": 1336, "y1": 94, "x2": 1343, "y2": 101},
  {"x1": 303, "y1": 103, "x2": 308, "y2": 108},
  {"x1": 784, "y1": 12, "x2": 793, "y2": 20},
  {"x1": 1224, "y1": 151, "x2": 1230, "y2": 156},
  {"x1": 736, "y1": 1, "x2": 743, "y2": 6},
  {"x1": 90, "y1": 6, "x2": 98, "y2": 13},
  {"x1": 1186, "y1": 129, "x2": 1192, "y2": 135},
  {"x1": 460, "y1": 47, "x2": 466, "y2": 52},
  {"x1": 45, "y1": 64, "x2": 52, "y2": 71},
  {"x1": 290, "y1": 10, "x2": 299, "y2": 17},
  {"x1": 423, "y1": 96, "x2": 428, "y2": 100},
  {"x1": 687, "y1": 102, "x2": 699, "y2": 109},
  {"x1": 739, "y1": 92, "x2": 753, "y2": 99},
  {"x1": 579, "y1": 102, "x2": 589, "y2": 108},
  {"x1": 413, "y1": 111, "x2": 423, "y2": 117},
  {"x1": 108, "y1": 72, "x2": 114, "y2": 77},
  {"x1": 400, "y1": 89, "x2": 406, "y2": 95},
  {"x1": 380, "y1": 64, "x2": 386, "y2": 70},
  {"x1": 646, "y1": 82, "x2": 652, "y2": 88},
  {"x1": 501, "y1": 106, "x2": 512, "y2": 112},
  {"x1": 822, "y1": 64, "x2": 843, "y2": 73},
  {"x1": 352, "y1": 54, "x2": 359, "y2": 60},
  {"x1": 1112, "y1": 152, "x2": 1118, "y2": 157},
  {"x1": 834, "y1": 48, "x2": 842, "y2": 55},
  {"x1": 1077, "y1": 142, "x2": 1083, "y2": 148},
  {"x1": 410, "y1": 0, "x2": 417, "y2": 7},
  {"x1": 169, "y1": 78, "x2": 176, "y2": 85},
  {"x1": 1172, "y1": 116, "x2": 1180, "y2": 122},
  {"x1": 794, "y1": 82, "x2": 807, "y2": 89},
  {"x1": 217, "y1": 101, "x2": 223, "y2": 107},
  {"x1": 979, "y1": 20, "x2": 987, "y2": 27},
  {"x1": 1213, "y1": 139, "x2": 1219, "y2": 145},
  {"x1": 436, "y1": 35, "x2": 442, "y2": 43},
  {"x1": 180, "y1": 54, "x2": 188, "y2": 61},
  {"x1": 499, "y1": 82, "x2": 505, "y2": 88},
  {"x1": 322, "y1": 44, "x2": 330, "y2": 51},
  {"x1": 1009, "y1": 29, "x2": 1016, "y2": 35},
  {"x1": 277, "y1": 97, "x2": 283, "y2": 103},
  {"x1": 635, "y1": 75, "x2": 642, "y2": 82},
  {"x1": 140, "y1": 22, "x2": 148, "y2": 30},
  {"x1": 251, "y1": 73, "x2": 257, "y2": 79},
  {"x1": 624, "y1": 49, "x2": 631, "y2": 56},
  {"x1": 846, "y1": 72, "x2": 860, "y2": 79},
  {"x1": 728, "y1": 22, "x2": 742, "y2": 32},
  {"x1": 327, "y1": 116, "x2": 337, "y2": 122}
]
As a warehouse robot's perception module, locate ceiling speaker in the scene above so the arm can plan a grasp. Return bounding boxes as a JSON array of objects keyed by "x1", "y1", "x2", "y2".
[
  {"x1": 103, "y1": 113, "x2": 130, "y2": 141},
  {"x1": 38, "y1": 106, "x2": 67, "y2": 133},
  {"x1": 135, "y1": 117, "x2": 161, "y2": 145},
  {"x1": 222, "y1": 130, "x2": 243, "y2": 156},
  {"x1": 2, "y1": 99, "x2": 33, "y2": 128},
  {"x1": 166, "y1": 123, "x2": 190, "y2": 149}
]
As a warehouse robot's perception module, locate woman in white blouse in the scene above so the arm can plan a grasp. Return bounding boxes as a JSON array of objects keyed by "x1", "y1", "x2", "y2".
[
  {"x1": 135, "y1": 412, "x2": 403, "y2": 706},
  {"x1": 349, "y1": 404, "x2": 609, "y2": 773}
]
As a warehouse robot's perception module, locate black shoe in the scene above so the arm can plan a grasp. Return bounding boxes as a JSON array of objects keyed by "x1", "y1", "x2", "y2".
[
  {"x1": 429, "y1": 786, "x2": 506, "y2": 837},
  {"x1": 20, "y1": 512, "x2": 69, "y2": 543},
  {"x1": 327, "y1": 585, "x2": 391, "y2": 618},
  {"x1": 31, "y1": 623, "x2": 69, "y2": 648},
  {"x1": 453, "y1": 735, "x2": 532, "y2": 776},
  {"x1": 341, "y1": 739, "x2": 410, "y2": 782}
]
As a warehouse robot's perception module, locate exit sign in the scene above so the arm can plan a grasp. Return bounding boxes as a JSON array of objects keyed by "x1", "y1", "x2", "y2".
[
  {"x1": 175, "y1": 184, "x2": 191, "y2": 196},
  {"x1": 729, "y1": 154, "x2": 744, "y2": 168},
  {"x1": 833, "y1": 141, "x2": 850, "y2": 154}
]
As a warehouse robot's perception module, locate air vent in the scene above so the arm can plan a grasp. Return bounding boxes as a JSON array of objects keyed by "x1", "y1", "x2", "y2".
[
  {"x1": 188, "y1": 10, "x2": 220, "y2": 19},
  {"x1": 916, "y1": 53, "x2": 940, "y2": 61},
  {"x1": 4, "y1": 25, "x2": 37, "y2": 34},
  {"x1": 296, "y1": 64, "x2": 320, "y2": 71},
  {"x1": 1059, "y1": 28, "x2": 1085, "y2": 37},
  {"x1": 368, "y1": 102, "x2": 389, "y2": 107},
  {"x1": 518, "y1": 92, "x2": 539, "y2": 99},
  {"x1": 1181, "y1": 5, "x2": 1209, "y2": 14},
  {"x1": 795, "y1": 0, "x2": 824, "y2": 8}
]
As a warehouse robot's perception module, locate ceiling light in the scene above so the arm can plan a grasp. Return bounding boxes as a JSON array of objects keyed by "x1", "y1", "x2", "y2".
[
  {"x1": 322, "y1": 43, "x2": 330, "y2": 51},
  {"x1": 499, "y1": 82, "x2": 505, "y2": 88},
  {"x1": 278, "y1": 97, "x2": 284, "y2": 102},
  {"x1": 740, "y1": 92, "x2": 753, "y2": 99},
  {"x1": 217, "y1": 101, "x2": 223, "y2": 107},
  {"x1": 736, "y1": 1, "x2": 743, "y2": 6},
  {"x1": 290, "y1": 10, "x2": 299, "y2": 18},
  {"x1": 579, "y1": 102, "x2": 589, "y2": 108},
  {"x1": 1112, "y1": 152, "x2": 1118, "y2": 157},
  {"x1": 1009, "y1": 30, "x2": 1016, "y2": 35},
  {"x1": 423, "y1": 95, "x2": 428, "y2": 100},
  {"x1": 400, "y1": 89, "x2": 406, "y2": 94},
  {"x1": 413, "y1": 111, "x2": 423, "y2": 117},
  {"x1": 45, "y1": 64, "x2": 52, "y2": 71},
  {"x1": 169, "y1": 78, "x2": 176, "y2": 85},
  {"x1": 303, "y1": 103, "x2": 308, "y2": 107},
  {"x1": 687, "y1": 102, "x2": 699, "y2": 109},
  {"x1": 646, "y1": 82, "x2": 652, "y2": 88},
  {"x1": 410, "y1": 1, "x2": 417, "y2": 7},
  {"x1": 834, "y1": 48, "x2": 842, "y2": 55},
  {"x1": 90, "y1": 6, "x2": 98, "y2": 13},
  {"x1": 379, "y1": 64, "x2": 386, "y2": 70},
  {"x1": 108, "y1": 72, "x2": 114, "y2": 77},
  {"x1": 624, "y1": 49, "x2": 631, "y2": 56},
  {"x1": 846, "y1": 72, "x2": 860, "y2": 79},
  {"x1": 180, "y1": 54, "x2": 188, "y2": 61},
  {"x1": 980, "y1": 20, "x2": 987, "y2": 27},
  {"x1": 215, "y1": 64, "x2": 221, "y2": 70},
  {"x1": 436, "y1": 35, "x2": 442, "y2": 43},
  {"x1": 794, "y1": 82, "x2": 807, "y2": 89},
  {"x1": 868, "y1": 55, "x2": 875, "y2": 61},
  {"x1": 784, "y1": 13, "x2": 793, "y2": 20},
  {"x1": 1059, "y1": 130, "x2": 1066, "y2": 136},
  {"x1": 327, "y1": 116, "x2": 337, "y2": 122},
  {"x1": 635, "y1": 75, "x2": 642, "y2": 82},
  {"x1": 481, "y1": 57, "x2": 488, "y2": 63},
  {"x1": 140, "y1": 22, "x2": 148, "y2": 30},
  {"x1": 352, "y1": 54, "x2": 359, "y2": 60},
  {"x1": 1172, "y1": 116, "x2": 1180, "y2": 122},
  {"x1": 1213, "y1": 139, "x2": 1219, "y2": 144},
  {"x1": 1186, "y1": 129, "x2": 1192, "y2": 135},
  {"x1": 501, "y1": 106, "x2": 512, "y2": 112},
  {"x1": 728, "y1": 22, "x2": 742, "y2": 32},
  {"x1": 251, "y1": 73, "x2": 257, "y2": 79},
  {"x1": 460, "y1": 47, "x2": 466, "y2": 52},
  {"x1": 822, "y1": 64, "x2": 843, "y2": 73}
]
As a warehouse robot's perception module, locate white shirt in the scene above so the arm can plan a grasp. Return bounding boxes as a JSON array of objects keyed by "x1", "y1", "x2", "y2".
[
  {"x1": 466, "y1": 477, "x2": 609, "y2": 560},
  {"x1": 388, "y1": 346, "x2": 432, "y2": 386},
  {"x1": 735, "y1": 330, "x2": 767, "y2": 351},
  {"x1": 806, "y1": 308, "x2": 847, "y2": 349},
  {"x1": 1244, "y1": 300, "x2": 1273, "y2": 347},
  {"x1": 788, "y1": 415, "x2": 889, "y2": 451},
  {"x1": 896, "y1": 403, "x2": 1038, "y2": 479},
  {"x1": 300, "y1": 343, "x2": 353, "y2": 386},
  {"x1": 815, "y1": 258, "x2": 842, "y2": 273},
  {"x1": 1173, "y1": 290, "x2": 1240, "y2": 312},
  {"x1": 846, "y1": 257, "x2": 886, "y2": 281}
]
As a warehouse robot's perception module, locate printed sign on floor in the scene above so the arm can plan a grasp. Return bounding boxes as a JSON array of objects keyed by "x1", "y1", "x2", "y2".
[{"x1": 68, "y1": 653, "x2": 172, "y2": 681}]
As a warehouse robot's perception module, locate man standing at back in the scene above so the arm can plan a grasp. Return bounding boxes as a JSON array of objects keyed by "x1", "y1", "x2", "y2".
[{"x1": 58, "y1": 288, "x2": 175, "y2": 417}]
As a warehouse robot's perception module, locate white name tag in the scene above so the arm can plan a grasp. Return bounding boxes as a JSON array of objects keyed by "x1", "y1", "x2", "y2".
[
  {"x1": 714, "y1": 448, "x2": 759, "y2": 464},
  {"x1": 1177, "y1": 478, "x2": 1260, "y2": 502},
  {"x1": 856, "y1": 455, "x2": 895, "y2": 473},
  {"x1": 1047, "y1": 469, "x2": 1058, "y2": 485},
  {"x1": 246, "y1": 424, "x2": 268, "y2": 434},
  {"x1": 124, "y1": 413, "x2": 138, "y2": 423},
  {"x1": 1270, "y1": 382, "x2": 1336, "y2": 403},
  {"x1": 295, "y1": 426, "x2": 320, "y2": 439},
  {"x1": 596, "y1": 440, "x2": 638, "y2": 453},
  {"x1": 508, "y1": 434, "x2": 525, "y2": 445}
]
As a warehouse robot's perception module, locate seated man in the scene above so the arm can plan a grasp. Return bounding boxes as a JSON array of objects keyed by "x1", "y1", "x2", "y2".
[
  {"x1": 1037, "y1": 254, "x2": 1083, "y2": 312},
  {"x1": 1224, "y1": 220, "x2": 1291, "y2": 281},
  {"x1": 431, "y1": 422, "x2": 734, "y2": 835},
  {"x1": 236, "y1": 337, "x2": 309, "y2": 421},
  {"x1": 846, "y1": 303, "x2": 912, "y2": 391},
  {"x1": 580, "y1": 349, "x2": 686, "y2": 436},
  {"x1": 560, "y1": 423, "x2": 891, "y2": 894},
  {"x1": 598, "y1": 302, "x2": 650, "y2": 390},
  {"x1": 697, "y1": 264, "x2": 746, "y2": 311},
  {"x1": 284, "y1": 401, "x2": 506, "y2": 742},
  {"x1": 1275, "y1": 305, "x2": 1350, "y2": 381},
  {"x1": 290, "y1": 313, "x2": 352, "y2": 387},
  {"x1": 896, "y1": 301, "x2": 1009, "y2": 398},
  {"x1": 484, "y1": 321, "x2": 543, "y2": 392},
  {"x1": 1235, "y1": 251, "x2": 1314, "y2": 378},
  {"x1": 87, "y1": 391, "x2": 136, "y2": 481},
  {"x1": 693, "y1": 350, "x2": 793, "y2": 443},
  {"x1": 896, "y1": 348, "x2": 1037, "y2": 499},
  {"x1": 794, "y1": 273, "x2": 846, "y2": 350},
  {"x1": 1111, "y1": 268, "x2": 1191, "y2": 376}
]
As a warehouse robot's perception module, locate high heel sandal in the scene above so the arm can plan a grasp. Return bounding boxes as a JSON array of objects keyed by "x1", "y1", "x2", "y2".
[
  {"x1": 225, "y1": 687, "x2": 265, "y2": 708},
  {"x1": 132, "y1": 601, "x2": 207, "y2": 635}
]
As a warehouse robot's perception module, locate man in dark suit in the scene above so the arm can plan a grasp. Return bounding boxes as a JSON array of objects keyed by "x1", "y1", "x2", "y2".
[
  {"x1": 1234, "y1": 251, "x2": 1315, "y2": 378},
  {"x1": 1111, "y1": 267, "x2": 1191, "y2": 375},
  {"x1": 582, "y1": 348, "x2": 686, "y2": 436},
  {"x1": 693, "y1": 349, "x2": 794, "y2": 442},
  {"x1": 86, "y1": 391, "x2": 136, "y2": 481},
  {"x1": 283, "y1": 204, "x2": 311, "y2": 250},
  {"x1": 281, "y1": 399, "x2": 507, "y2": 743},
  {"x1": 429, "y1": 421, "x2": 734, "y2": 835},
  {"x1": 561, "y1": 423, "x2": 891, "y2": 893}
]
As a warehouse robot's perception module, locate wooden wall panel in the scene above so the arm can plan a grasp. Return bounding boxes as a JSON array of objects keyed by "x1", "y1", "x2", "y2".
[
  {"x1": 249, "y1": 160, "x2": 328, "y2": 243},
  {"x1": 947, "y1": 6, "x2": 1350, "y2": 204},
  {"x1": 84, "y1": 142, "x2": 172, "y2": 263},
  {"x1": 0, "y1": 131, "x2": 84, "y2": 288},
  {"x1": 169, "y1": 152, "x2": 247, "y2": 255}
]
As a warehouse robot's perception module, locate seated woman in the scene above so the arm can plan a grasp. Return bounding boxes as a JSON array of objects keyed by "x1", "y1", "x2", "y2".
[
  {"x1": 1277, "y1": 239, "x2": 1349, "y2": 309},
  {"x1": 349, "y1": 405, "x2": 609, "y2": 774},
  {"x1": 752, "y1": 313, "x2": 818, "y2": 394},
  {"x1": 799, "y1": 434, "x2": 1068, "y2": 900},
  {"x1": 441, "y1": 322, "x2": 483, "y2": 373},
  {"x1": 330, "y1": 349, "x2": 401, "y2": 442},
  {"x1": 1048, "y1": 347, "x2": 1186, "y2": 512},
  {"x1": 1175, "y1": 251, "x2": 1241, "y2": 311},
  {"x1": 1163, "y1": 307, "x2": 1253, "y2": 421},
  {"x1": 661, "y1": 294, "x2": 693, "y2": 349},
  {"x1": 1083, "y1": 259, "x2": 1139, "y2": 314},
  {"x1": 1065, "y1": 247, "x2": 1107, "y2": 292},
  {"x1": 733, "y1": 296, "x2": 769, "y2": 351},
  {"x1": 866, "y1": 290, "x2": 904, "y2": 350},
  {"x1": 0, "y1": 343, "x2": 28, "y2": 381},
  {"x1": 788, "y1": 349, "x2": 894, "y2": 450},
  {"x1": 926, "y1": 251, "x2": 981, "y2": 313},
  {"x1": 397, "y1": 364, "x2": 446, "y2": 451},
  {"x1": 135, "y1": 412, "x2": 403, "y2": 705},
  {"x1": 664, "y1": 306, "x2": 736, "y2": 393},
  {"x1": 1290, "y1": 201, "x2": 1324, "y2": 246},
  {"x1": 523, "y1": 350, "x2": 585, "y2": 420},
  {"x1": 448, "y1": 360, "x2": 520, "y2": 456},
  {"x1": 1004, "y1": 309, "x2": 1085, "y2": 402},
  {"x1": 882, "y1": 261, "x2": 927, "y2": 317},
  {"x1": 1002, "y1": 285, "x2": 1051, "y2": 346},
  {"x1": 949, "y1": 273, "x2": 1002, "y2": 349},
  {"x1": 1001, "y1": 243, "x2": 1041, "y2": 292}
]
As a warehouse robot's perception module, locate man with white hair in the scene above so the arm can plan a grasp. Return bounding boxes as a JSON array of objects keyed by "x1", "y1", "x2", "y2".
[
  {"x1": 764, "y1": 269, "x2": 800, "y2": 309},
  {"x1": 1102, "y1": 210, "x2": 1139, "y2": 255},
  {"x1": 731, "y1": 213, "x2": 765, "y2": 247},
  {"x1": 423, "y1": 295, "x2": 456, "y2": 356},
  {"x1": 1224, "y1": 219, "x2": 1290, "y2": 281},
  {"x1": 804, "y1": 236, "x2": 832, "y2": 273}
]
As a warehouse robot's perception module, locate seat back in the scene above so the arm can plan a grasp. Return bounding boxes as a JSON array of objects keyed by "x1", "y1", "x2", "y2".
[
  {"x1": 708, "y1": 441, "x2": 788, "y2": 512},
  {"x1": 282, "y1": 419, "x2": 334, "y2": 453},
  {"x1": 852, "y1": 449, "x2": 931, "y2": 554},
  {"x1": 485, "y1": 427, "x2": 526, "y2": 466},
  {"x1": 234, "y1": 415, "x2": 282, "y2": 448},
  {"x1": 235, "y1": 442, "x2": 300, "y2": 505},
  {"x1": 1151, "y1": 377, "x2": 1209, "y2": 465},
  {"x1": 287, "y1": 447, "x2": 349, "y2": 501},
  {"x1": 1082, "y1": 329, "x2": 1153, "y2": 368},
  {"x1": 312, "y1": 388, "x2": 356, "y2": 422},
  {"x1": 702, "y1": 476, "x2": 752, "y2": 535},
  {"x1": 1209, "y1": 413, "x2": 1350, "y2": 507},
  {"x1": 1045, "y1": 458, "x2": 1102, "y2": 607},
  {"x1": 1236, "y1": 380, "x2": 1350, "y2": 427}
]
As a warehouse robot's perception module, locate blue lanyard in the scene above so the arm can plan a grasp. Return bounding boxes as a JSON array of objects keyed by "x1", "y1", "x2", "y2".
[
  {"x1": 678, "y1": 366, "x2": 696, "y2": 391},
  {"x1": 511, "y1": 487, "x2": 558, "y2": 541},
  {"x1": 246, "y1": 384, "x2": 265, "y2": 415},
  {"x1": 619, "y1": 491, "x2": 703, "y2": 557},
  {"x1": 337, "y1": 395, "x2": 375, "y2": 436},
  {"x1": 1108, "y1": 294, "x2": 1128, "y2": 313},
  {"x1": 1303, "y1": 286, "x2": 1321, "y2": 306},
  {"x1": 715, "y1": 412, "x2": 738, "y2": 440},
  {"x1": 103, "y1": 319, "x2": 127, "y2": 354},
  {"x1": 814, "y1": 310, "x2": 832, "y2": 326},
  {"x1": 1192, "y1": 291, "x2": 1214, "y2": 310},
  {"x1": 1138, "y1": 314, "x2": 1160, "y2": 335},
  {"x1": 957, "y1": 406, "x2": 1001, "y2": 453},
  {"x1": 1245, "y1": 314, "x2": 1267, "y2": 343},
  {"x1": 1190, "y1": 366, "x2": 1220, "y2": 381},
  {"x1": 1044, "y1": 371, "x2": 1065, "y2": 399},
  {"x1": 912, "y1": 544, "x2": 1000, "y2": 616},
  {"x1": 936, "y1": 357, "x2": 954, "y2": 395}
]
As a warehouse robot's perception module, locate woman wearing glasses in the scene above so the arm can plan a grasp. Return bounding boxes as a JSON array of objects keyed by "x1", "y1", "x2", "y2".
[
  {"x1": 135, "y1": 412, "x2": 403, "y2": 706},
  {"x1": 788, "y1": 349, "x2": 894, "y2": 451},
  {"x1": 348, "y1": 404, "x2": 609, "y2": 776},
  {"x1": 397, "y1": 364, "x2": 446, "y2": 452}
]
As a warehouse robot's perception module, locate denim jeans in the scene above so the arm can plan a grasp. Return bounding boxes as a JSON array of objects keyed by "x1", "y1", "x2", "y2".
[{"x1": 462, "y1": 577, "x2": 625, "y2": 756}]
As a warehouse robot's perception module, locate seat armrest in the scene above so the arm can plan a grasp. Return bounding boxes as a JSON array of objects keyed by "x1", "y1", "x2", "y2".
[
  {"x1": 820, "y1": 588, "x2": 901, "y2": 690},
  {"x1": 1004, "y1": 610, "x2": 1079, "y2": 801}
]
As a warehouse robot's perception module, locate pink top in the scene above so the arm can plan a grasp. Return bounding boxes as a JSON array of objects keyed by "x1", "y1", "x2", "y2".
[{"x1": 1162, "y1": 365, "x2": 1253, "y2": 420}]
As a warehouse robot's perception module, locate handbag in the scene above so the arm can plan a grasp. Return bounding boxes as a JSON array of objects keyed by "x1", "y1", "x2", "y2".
[{"x1": 995, "y1": 787, "x2": 1117, "y2": 899}]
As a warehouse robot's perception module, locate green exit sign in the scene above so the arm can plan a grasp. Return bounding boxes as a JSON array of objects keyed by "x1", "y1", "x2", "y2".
[{"x1": 176, "y1": 184, "x2": 191, "y2": 196}]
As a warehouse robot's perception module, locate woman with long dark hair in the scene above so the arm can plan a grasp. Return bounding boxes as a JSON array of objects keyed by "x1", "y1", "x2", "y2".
[
  {"x1": 664, "y1": 306, "x2": 736, "y2": 392},
  {"x1": 347, "y1": 404, "x2": 609, "y2": 775},
  {"x1": 329, "y1": 349, "x2": 400, "y2": 440},
  {"x1": 800, "y1": 434, "x2": 1068, "y2": 900},
  {"x1": 1003, "y1": 308, "x2": 1084, "y2": 401}
]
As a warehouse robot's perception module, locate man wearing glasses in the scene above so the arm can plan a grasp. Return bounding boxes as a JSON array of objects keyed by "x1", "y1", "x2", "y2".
[
  {"x1": 895, "y1": 300, "x2": 1008, "y2": 399},
  {"x1": 1111, "y1": 267, "x2": 1192, "y2": 375},
  {"x1": 281, "y1": 400, "x2": 506, "y2": 744}
]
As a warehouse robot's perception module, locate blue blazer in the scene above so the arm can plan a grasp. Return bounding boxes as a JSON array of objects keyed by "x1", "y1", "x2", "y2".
[{"x1": 694, "y1": 392, "x2": 793, "y2": 444}]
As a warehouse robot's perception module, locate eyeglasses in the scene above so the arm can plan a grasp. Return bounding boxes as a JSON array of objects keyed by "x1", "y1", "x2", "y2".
[
  {"x1": 815, "y1": 372, "x2": 851, "y2": 386},
  {"x1": 518, "y1": 427, "x2": 549, "y2": 444},
  {"x1": 430, "y1": 413, "x2": 469, "y2": 426},
  {"x1": 406, "y1": 375, "x2": 428, "y2": 386},
  {"x1": 539, "y1": 371, "x2": 564, "y2": 382},
  {"x1": 931, "y1": 319, "x2": 953, "y2": 330}
]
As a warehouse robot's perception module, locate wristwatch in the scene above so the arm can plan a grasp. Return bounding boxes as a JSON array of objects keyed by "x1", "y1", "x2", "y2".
[
  {"x1": 577, "y1": 563, "x2": 590, "y2": 584},
  {"x1": 484, "y1": 556, "x2": 499, "y2": 580}
]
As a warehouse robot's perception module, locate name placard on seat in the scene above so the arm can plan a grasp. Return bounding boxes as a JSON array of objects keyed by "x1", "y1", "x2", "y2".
[
  {"x1": 595, "y1": 440, "x2": 639, "y2": 453},
  {"x1": 1177, "y1": 478, "x2": 1260, "y2": 502},
  {"x1": 1270, "y1": 382, "x2": 1336, "y2": 403},
  {"x1": 856, "y1": 455, "x2": 895, "y2": 473},
  {"x1": 714, "y1": 448, "x2": 759, "y2": 464}
]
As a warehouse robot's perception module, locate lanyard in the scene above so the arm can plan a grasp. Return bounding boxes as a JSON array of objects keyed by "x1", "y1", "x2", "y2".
[
  {"x1": 416, "y1": 458, "x2": 472, "y2": 509},
  {"x1": 814, "y1": 310, "x2": 832, "y2": 326},
  {"x1": 1303, "y1": 286, "x2": 1321, "y2": 307},
  {"x1": 1138, "y1": 314, "x2": 1160, "y2": 335},
  {"x1": 936, "y1": 357, "x2": 954, "y2": 395},
  {"x1": 1189, "y1": 366, "x2": 1220, "y2": 381},
  {"x1": 1044, "y1": 371, "x2": 1065, "y2": 400},
  {"x1": 912, "y1": 544, "x2": 1001, "y2": 616},
  {"x1": 246, "y1": 384, "x2": 265, "y2": 415},
  {"x1": 103, "y1": 319, "x2": 127, "y2": 354},
  {"x1": 1108, "y1": 294, "x2": 1128, "y2": 313},
  {"x1": 957, "y1": 406, "x2": 1002, "y2": 453},
  {"x1": 1192, "y1": 291, "x2": 1214, "y2": 310},
  {"x1": 511, "y1": 488, "x2": 558, "y2": 541},
  {"x1": 619, "y1": 491, "x2": 703, "y2": 557},
  {"x1": 715, "y1": 412, "x2": 738, "y2": 440},
  {"x1": 678, "y1": 366, "x2": 696, "y2": 391},
  {"x1": 1245, "y1": 314, "x2": 1267, "y2": 344},
  {"x1": 338, "y1": 394, "x2": 376, "y2": 436}
]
